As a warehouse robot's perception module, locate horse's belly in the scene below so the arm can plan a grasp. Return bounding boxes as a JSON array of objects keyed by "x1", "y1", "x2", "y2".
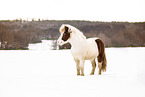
[
  {"x1": 85, "y1": 48, "x2": 98, "y2": 60},
  {"x1": 85, "y1": 54, "x2": 97, "y2": 60},
  {"x1": 85, "y1": 38, "x2": 99, "y2": 60}
]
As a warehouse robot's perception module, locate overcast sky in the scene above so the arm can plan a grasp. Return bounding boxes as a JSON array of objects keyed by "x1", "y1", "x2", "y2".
[{"x1": 0, "y1": 0, "x2": 145, "y2": 22}]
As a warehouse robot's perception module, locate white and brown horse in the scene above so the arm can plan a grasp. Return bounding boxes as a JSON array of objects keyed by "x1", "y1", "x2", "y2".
[{"x1": 57, "y1": 24, "x2": 107, "y2": 76}]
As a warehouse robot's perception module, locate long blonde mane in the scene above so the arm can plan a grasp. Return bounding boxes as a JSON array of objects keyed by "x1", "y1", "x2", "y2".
[{"x1": 61, "y1": 24, "x2": 86, "y2": 39}]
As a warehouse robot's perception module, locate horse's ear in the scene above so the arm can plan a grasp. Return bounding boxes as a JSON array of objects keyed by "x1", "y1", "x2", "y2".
[
  {"x1": 65, "y1": 26, "x2": 72, "y2": 33},
  {"x1": 65, "y1": 26, "x2": 69, "y2": 32},
  {"x1": 68, "y1": 28, "x2": 72, "y2": 33}
]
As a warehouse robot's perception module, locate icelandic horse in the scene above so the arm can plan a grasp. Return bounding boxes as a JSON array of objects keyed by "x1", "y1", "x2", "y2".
[{"x1": 57, "y1": 24, "x2": 107, "y2": 76}]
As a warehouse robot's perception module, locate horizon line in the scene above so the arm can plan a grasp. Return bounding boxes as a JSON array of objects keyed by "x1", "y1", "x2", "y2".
[{"x1": 0, "y1": 19, "x2": 145, "y2": 23}]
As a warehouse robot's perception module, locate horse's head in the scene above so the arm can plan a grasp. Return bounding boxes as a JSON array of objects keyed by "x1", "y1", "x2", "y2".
[{"x1": 57, "y1": 24, "x2": 72, "y2": 45}]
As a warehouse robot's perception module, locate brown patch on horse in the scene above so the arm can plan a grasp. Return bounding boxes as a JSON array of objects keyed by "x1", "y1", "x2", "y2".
[
  {"x1": 95, "y1": 39, "x2": 105, "y2": 62},
  {"x1": 95, "y1": 39, "x2": 107, "y2": 72},
  {"x1": 62, "y1": 26, "x2": 70, "y2": 41}
]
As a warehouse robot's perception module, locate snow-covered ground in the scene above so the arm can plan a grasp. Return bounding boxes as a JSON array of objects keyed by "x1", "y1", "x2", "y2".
[{"x1": 0, "y1": 47, "x2": 145, "y2": 97}]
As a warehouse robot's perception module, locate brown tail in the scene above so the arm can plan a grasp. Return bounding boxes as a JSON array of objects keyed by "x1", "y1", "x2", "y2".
[
  {"x1": 95, "y1": 39, "x2": 107, "y2": 73},
  {"x1": 101, "y1": 53, "x2": 107, "y2": 72}
]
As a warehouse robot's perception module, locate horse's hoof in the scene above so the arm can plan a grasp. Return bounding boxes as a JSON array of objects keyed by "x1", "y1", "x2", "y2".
[
  {"x1": 98, "y1": 72, "x2": 101, "y2": 75},
  {"x1": 80, "y1": 74, "x2": 84, "y2": 76},
  {"x1": 90, "y1": 73, "x2": 94, "y2": 75},
  {"x1": 77, "y1": 74, "x2": 80, "y2": 76}
]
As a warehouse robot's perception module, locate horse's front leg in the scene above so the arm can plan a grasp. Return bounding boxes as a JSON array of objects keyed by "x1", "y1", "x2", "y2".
[
  {"x1": 80, "y1": 60, "x2": 85, "y2": 76},
  {"x1": 74, "y1": 58, "x2": 80, "y2": 75}
]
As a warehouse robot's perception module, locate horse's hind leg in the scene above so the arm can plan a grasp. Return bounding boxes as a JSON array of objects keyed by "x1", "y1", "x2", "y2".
[
  {"x1": 90, "y1": 59, "x2": 96, "y2": 75},
  {"x1": 74, "y1": 58, "x2": 80, "y2": 75},
  {"x1": 98, "y1": 62, "x2": 102, "y2": 75}
]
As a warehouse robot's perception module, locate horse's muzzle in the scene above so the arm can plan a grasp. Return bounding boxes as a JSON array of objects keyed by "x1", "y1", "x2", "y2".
[
  {"x1": 57, "y1": 39, "x2": 68, "y2": 46},
  {"x1": 57, "y1": 38, "x2": 64, "y2": 46},
  {"x1": 57, "y1": 39, "x2": 62, "y2": 45}
]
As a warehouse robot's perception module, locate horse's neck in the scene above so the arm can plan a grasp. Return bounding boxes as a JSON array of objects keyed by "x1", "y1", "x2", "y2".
[{"x1": 69, "y1": 33, "x2": 87, "y2": 49}]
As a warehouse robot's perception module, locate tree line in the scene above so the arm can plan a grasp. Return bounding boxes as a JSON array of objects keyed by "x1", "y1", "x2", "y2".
[{"x1": 0, "y1": 20, "x2": 145, "y2": 50}]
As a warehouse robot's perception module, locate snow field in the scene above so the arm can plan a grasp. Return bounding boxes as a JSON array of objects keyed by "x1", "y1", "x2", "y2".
[{"x1": 0, "y1": 48, "x2": 145, "y2": 97}]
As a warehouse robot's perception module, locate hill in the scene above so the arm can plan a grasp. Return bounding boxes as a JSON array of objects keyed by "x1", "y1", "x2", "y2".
[{"x1": 0, "y1": 20, "x2": 145, "y2": 49}]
